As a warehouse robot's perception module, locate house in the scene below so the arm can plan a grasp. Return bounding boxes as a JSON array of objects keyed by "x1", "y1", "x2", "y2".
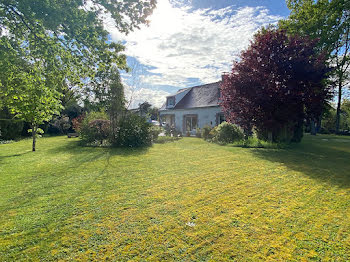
[{"x1": 159, "y1": 74, "x2": 228, "y2": 135}]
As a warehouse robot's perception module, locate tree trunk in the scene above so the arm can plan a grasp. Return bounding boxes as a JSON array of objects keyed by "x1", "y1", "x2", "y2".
[
  {"x1": 310, "y1": 120, "x2": 316, "y2": 135},
  {"x1": 316, "y1": 117, "x2": 322, "y2": 134},
  {"x1": 32, "y1": 125, "x2": 37, "y2": 152},
  {"x1": 335, "y1": 81, "x2": 342, "y2": 134},
  {"x1": 267, "y1": 131, "x2": 273, "y2": 143}
]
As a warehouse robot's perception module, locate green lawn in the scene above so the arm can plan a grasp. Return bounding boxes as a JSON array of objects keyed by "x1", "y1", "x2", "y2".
[{"x1": 0, "y1": 135, "x2": 349, "y2": 261}]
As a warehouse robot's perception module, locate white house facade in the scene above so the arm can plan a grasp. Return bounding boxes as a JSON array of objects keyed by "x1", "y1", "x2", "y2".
[{"x1": 159, "y1": 77, "x2": 226, "y2": 134}]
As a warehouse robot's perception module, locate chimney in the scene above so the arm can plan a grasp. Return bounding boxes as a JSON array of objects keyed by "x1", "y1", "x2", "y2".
[{"x1": 221, "y1": 72, "x2": 229, "y2": 82}]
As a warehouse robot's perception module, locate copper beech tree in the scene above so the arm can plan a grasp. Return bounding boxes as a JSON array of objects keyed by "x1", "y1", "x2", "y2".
[{"x1": 220, "y1": 29, "x2": 331, "y2": 143}]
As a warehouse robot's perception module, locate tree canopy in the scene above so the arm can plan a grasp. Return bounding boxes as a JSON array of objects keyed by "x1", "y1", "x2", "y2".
[
  {"x1": 0, "y1": 0, "x2": 156, "y2": 150},
  {"x1": 0, "y1": 0, "x2": 156, "y2": 86},
  {"x1": 280, "y1": 0, "x2": 350, "y2": 133},
  {"x1": 220, "y1": 29, "x2": 331, "y2": 142}
]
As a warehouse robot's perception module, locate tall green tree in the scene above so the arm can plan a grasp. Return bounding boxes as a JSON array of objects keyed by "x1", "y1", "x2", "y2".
[
  {"x1": 1, "y1": 54, "x2": 62, "y2": 151},
  {"x1": 280, "y1": 0, "x2": 350, "y2": 133},
  {"x1": 0, "y1": 0, "x2": 156, "y2": 80},
  {"x1": 0, "y1": 0, "x2": 156, "y2": 150}
]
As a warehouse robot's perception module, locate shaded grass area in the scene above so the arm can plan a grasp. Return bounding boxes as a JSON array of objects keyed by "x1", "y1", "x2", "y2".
[{"x1": 0, "y1": 135, "x2": 349, "y2": 261}]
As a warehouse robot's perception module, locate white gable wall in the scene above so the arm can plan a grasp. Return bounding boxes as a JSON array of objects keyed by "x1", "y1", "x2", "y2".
[{"x1": 160, "y1": 106, "x2": 222, "y2": 133}]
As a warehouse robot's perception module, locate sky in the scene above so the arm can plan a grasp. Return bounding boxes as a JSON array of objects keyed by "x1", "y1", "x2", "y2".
[{"x1": 106, "y1": 0, "x2": 291, "y2": 108}]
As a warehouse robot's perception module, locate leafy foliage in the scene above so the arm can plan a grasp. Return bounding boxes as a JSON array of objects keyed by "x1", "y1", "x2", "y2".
[
  {"x1": 50, "y1": 115, "x2": 71, "y2": 134},
  {"x1": 0, "y1": 119, "x2": 23, "y2": 140},
  {"x1": 0, "y1": 0, "x2": 156, "y2": 150},
  {"x1": 221, "y1": 29, "x2": 331, "y2": 143},
  {"x1": 150, "y1": 126, "x2": 162, "y2": 141},
  {"x1": 112, "y1": 113, "x2": 153, "y2": 147},
  {"x1": 322, "y1": 99, "x2": 350, "y2": 133},
  {"x1": 0, "y1": 0, "x2": 156, "y2": 85},
  {"x1": 211, "y1": 122, "x2": 244, "y2": 144},
  {"x1": 201, "y1": 125, "x2": 213, "y2": 140},
  {"x1": 88, "y1": 119, "x2": 111, "y2": 145},
  {"x1": 280, "y1": 0, "x2": 350, "y2": 132},
  {"x1": 0, "y1": 52, "x2": 63, "y2": 150},
  {"x1": 79, "y1": 111, "x2": 109, "y2": 145}
]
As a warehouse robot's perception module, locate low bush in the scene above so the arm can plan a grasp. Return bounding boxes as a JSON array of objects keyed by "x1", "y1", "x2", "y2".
[
  {"x1": 232, "y1": 136, "x2": 284, "y2": 148},
  {"x1": 72, "y1": 114, "x2": 85, "y2": 132},
  {"x1": 77, "y1": 111, "x2": 157, "y2": 147},
  {"x1": 201, "y1": 125, "x2": 213, "y2": 140},
  {"x1": 50, "y1": 115, "x2": 71, "y2": 134},
  {"x1": 78, "y1": 111, "x2": 110, "y2": 145},
  {"x1": 112, "y1": 114, "x2": 152, "y2": 147},
  {"x1": 212, "y1": 122, "x2": 244, "y2": 144},
  {"x1": 88, "y1": 119, "x2": 111, "y2": 145},
  {"x1": 195, "y1": 128, "x2": 202, "y2": 138},
  {"x1": 150, "y1": 126, "x2": 162, "y2": 141}
]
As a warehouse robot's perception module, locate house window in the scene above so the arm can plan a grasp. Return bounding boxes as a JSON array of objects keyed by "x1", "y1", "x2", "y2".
[
  {"x1": 185, "y1": 115, "x2": 197, "y2": 131},
  {"x1": 219, "y1": 113, "x2": 225, "y2": 124},
  {"x1": 216, "y1": 113, "x2": 225, "y2": 125},
  {"x1": 167, "y1": 97, "x2": 175, "y2": 107}
]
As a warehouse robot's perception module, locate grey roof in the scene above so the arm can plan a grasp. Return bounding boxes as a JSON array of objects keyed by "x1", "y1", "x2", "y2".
[
  {"x1": 160, "y1": 81, "x2": 221, "y2": 111},
  {"x1": 159, "y1": 87, "x2": 191, "y2": 110},
  {"x1": 174, "y1": 81, "x2": 221, "y2": 109},
  {"x1": 166, "y1": 87, "x2": 191, "y2": 97}
]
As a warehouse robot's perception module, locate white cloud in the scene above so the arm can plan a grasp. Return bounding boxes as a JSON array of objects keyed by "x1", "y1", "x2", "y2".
[
  {"x1": 124, "y1": 86, "x2": 170, "y2": 109},
  {"x1": 107, "y1": 0, "x2": 283, "y2": 88}
]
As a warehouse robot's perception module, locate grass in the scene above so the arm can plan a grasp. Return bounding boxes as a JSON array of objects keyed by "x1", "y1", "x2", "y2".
[
  {"x1": 154, "y1": 136, "x2": 182, "y2": 144},
  {"x1": 0, "y1": 134, "x2": 349, "y2": 261}
]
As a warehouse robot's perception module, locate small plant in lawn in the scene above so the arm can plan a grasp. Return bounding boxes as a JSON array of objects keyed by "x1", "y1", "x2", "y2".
[
  {"x1": 195, "y1": 128, "x2": 202, "y2": 138},
  {"x1": 150, "y1": 126, "x2": 162, "y2": 142},
  {"x1": 201, "y1": 125, "x2": 213, "y2": 140}
]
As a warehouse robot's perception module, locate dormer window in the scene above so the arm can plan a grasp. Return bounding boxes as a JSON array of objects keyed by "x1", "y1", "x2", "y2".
[{"x1": 167, "y1": 96, "x2": 175, "y2": 107}]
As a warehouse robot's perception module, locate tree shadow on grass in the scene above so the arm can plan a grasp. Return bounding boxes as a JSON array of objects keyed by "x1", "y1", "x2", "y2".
[
  {"x1": 1, "y1": 140, "x2": 151, "y2": 248},
  {"x1": 48, "y1": 139, "x2": 150, "y2": 159},
  {"x1": 249, "y1": 135, "x2": 350, "y2": 188},
  {"x1": 0, "y1": 151, "x2": 32, "y2": 160}
]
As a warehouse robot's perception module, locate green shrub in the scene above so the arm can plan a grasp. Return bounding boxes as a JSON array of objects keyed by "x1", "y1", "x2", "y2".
[
  {"x1": 78, "y1": 111, "x2": 154, "y2": 148},
  {"x1": 231, "y1": 136, "x2": 286, "y2": 149},
  {"x1": 150, "y1": 126, "x2": 162, "y2": 141},
  {"x1": 79, "y1": 111, "x2": 110, "y2": 145},
  {"x1": 201, "y1": 125, "x2": 213, "y2": 140},
  {"x1": 88, "y1": 119, "x2": 111, "y2": 145},
  {"x1": 195, "y1": 128, "x2": 202, "y2": 138},
  {"x1": 212, "y1": 122, "x2": 244, "y2": 144},
  {"x1": 112, "y1": 114, "x2": 152, "y2": 147},
  {"x1": 50, "y1": 115, "x2": 71, "y2": 134},
  {"x1": 0, "y1": 119, "x2": 24, "y2": 140}
]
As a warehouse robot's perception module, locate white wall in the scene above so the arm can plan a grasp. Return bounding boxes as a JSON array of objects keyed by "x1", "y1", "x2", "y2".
[{"x1": 160, "y1": 106, "x2": 222, "y2": 133}]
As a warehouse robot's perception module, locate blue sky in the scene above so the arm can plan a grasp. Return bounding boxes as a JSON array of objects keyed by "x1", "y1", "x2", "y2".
[{"x1": 105, "y1": 0, "x2": 290, "y2": 108}]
